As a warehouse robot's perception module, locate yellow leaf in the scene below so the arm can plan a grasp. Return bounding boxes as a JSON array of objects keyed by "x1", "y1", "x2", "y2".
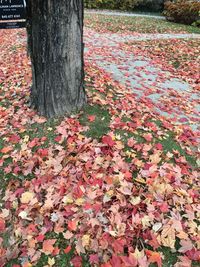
[
  {"x1": 107, "y1": 93, "x2": 113, "y2": 98},
  {"x1": 161, "y1": 225, "x2": 175, "y2": 249},
  {"x1": 196, "y1": 239, "x2": 200, "y2": 249},
  {"x1": 109, "y1": 230, "x2": 117, "y2": 237},
  {"x1": 75, "y1": 198, "x2": 85, "y2": 206},
  {"x1": 107, "y1": 190, "x2": 114, "y2": 196},
  {"x1": 23, "y1": 135, "x2": 30, "y2": 143},
  {"x1": 134, "y1": 177, "x2": 146, "y2": 184},
  {"x1": 175, "y1": 188, "x2": 189, "y2": 197},
  {"x1": 63, "y1": 195, "x2": 74, "y2": 204},
  {"x1": 21, "y1": 192, "x2": 35, "y2": 204},
  {"x1": 125, "y1": 150, "x2": 136, "y2": 158},
  {"x1": 115, "y1": 134, "x2": 121, "y2": 140},
  {"x1": 161, "y1": 236, "x2": 175, "y2": 249},
  {"x1": 166, "y1": 152, "x2": 173, "y2": 159},
  {"x1": 142, "y1": 215, "x2": 151, "y2": 228},
  {"x1": 115, "y1": 141, "x2": 124, "y2": 150},
  {"x1": 12, "y1": 200, "x2": 18, "y2": 209},
  {"x1": 176, "y1": 231, "x2": 188, "y2": 240},
  {"x1": 82, "y1": 234, "x2": 90, "y2": 247},
  {"x1": 0, "y1": 209, "x2": 9, "y2": 218},
  {"x1": 134, "y1": 159, "x2": 143, "y2": 167},
  {"x1": 78, "y1": 134, "x2": 84, "y2": 140},
  {"x1": 130, "y1": 196, "x2": 141, "y2": 206},
  {"x1": 28, "y1": 238, "x2": 37, "y2": 248},
  {"x1": 153, "y1": 222, "x2": 162, "y2": 232},
  {"x1": 151, "y1": 182, "x2": 173, "y2": 196},
  {"x1": 133, "y1": 248, "x2": 145, "y2": 260},
  {"x1": 150, "y1": 152, "x2": 161, "y2": 164},
  {"x1": 48, "y1": 257, "x2": 55, "y2": 266}
]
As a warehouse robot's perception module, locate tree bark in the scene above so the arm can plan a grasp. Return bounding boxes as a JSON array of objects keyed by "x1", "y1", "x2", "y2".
[{"x1": 26, "y1": 0, "x2": 86, "y2": 118}]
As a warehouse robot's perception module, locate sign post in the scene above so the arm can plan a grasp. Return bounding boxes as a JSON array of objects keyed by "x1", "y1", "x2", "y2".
[{"x1": 0, "y1": 0, "x2": 26, "y2": 29}]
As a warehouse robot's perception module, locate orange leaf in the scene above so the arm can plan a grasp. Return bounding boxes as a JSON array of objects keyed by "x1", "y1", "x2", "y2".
[
  {"x1": 1, "y1": 146, "x2": 12, "y2": 154},
  {"x1": 146, "y1": 250, "x2": 162, "y2": 267},
  {"x1": 88, "y1": 115, "x2": 96, "y2": 122},
  {"x1": 105, "y1": 176, "x2": 113, "y2": 185},
  {"x1": 42, "y1": 239, "x2": 56, "y2": 255},
  {"x1": 68, "y1": 220, "x2": 77, "y2": 231}
]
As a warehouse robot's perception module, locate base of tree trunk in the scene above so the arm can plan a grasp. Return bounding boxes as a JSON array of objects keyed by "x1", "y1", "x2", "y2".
[
  {"x1": 30, "y1": 83, "x2": 86, "y2": 118},
  {"x1": 27, "y1": 0, "x2": 86, "y2": 118}
]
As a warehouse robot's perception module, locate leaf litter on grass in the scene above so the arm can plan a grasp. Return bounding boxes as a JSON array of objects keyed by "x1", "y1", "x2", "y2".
[
  {"x1": 0, "y1": 26, "x2": 200, "y2": 267},
  {"x1": 84, "y1": 14, "x2": 200, "y2": 35}
]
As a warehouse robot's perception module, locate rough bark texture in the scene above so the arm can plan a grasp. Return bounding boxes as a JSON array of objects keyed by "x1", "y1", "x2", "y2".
[{"x1": 26, "y1": 0, "x2": 86, "y2": 118}]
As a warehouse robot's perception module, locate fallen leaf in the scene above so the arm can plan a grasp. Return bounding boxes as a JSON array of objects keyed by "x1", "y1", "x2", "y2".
[
  {"x1": 1, "y1": 146, "x2": 12, "y2": 154},
  {"x1": 42, "y1": 239, "x2": 56, "y2": 255},
  {"x1": 88, "y1": 115, "x2": 96, "y2": 122},
  {"x1": 20, "y1": 192, "x2": 35, "y2": 204},
  {"x1": 0, "y1": 219, "x2": 5, "y2": 232}
]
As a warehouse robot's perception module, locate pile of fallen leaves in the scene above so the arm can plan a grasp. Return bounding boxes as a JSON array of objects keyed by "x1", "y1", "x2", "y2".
[{"x1": 0, "y1": 29, "x2": 200, "y2": 267}]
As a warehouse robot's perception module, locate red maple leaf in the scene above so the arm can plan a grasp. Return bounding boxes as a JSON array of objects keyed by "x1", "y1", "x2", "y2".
[
  {"x1": 102, "y1": 135, "x2": 115, "y2": 147},
  {"x1": 88, "y1": 115, "x2": 96, "y2": 122},
  {"x1": 64, "y1": 245, "x2": 72, "y2": 254},
  {"x1": 0, "y1": 219, "x2": 5, "y2": 232}
]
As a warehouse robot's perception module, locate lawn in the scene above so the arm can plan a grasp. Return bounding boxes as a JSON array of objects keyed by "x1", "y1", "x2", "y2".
[
  {"x1": 0, "y1": 17, "x2": 200, "y2": 267},
  {"x1": 85, "y1": 14, "x2": 200, "y2": 34}
]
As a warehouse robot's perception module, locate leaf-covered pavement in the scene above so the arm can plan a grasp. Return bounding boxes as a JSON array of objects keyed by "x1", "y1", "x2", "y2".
[
  {"x1": 85, "y1": 29, "x2": 200, "y2": 134},
  {"x1": 0, "y1": 19, "x2": 200, "y2": 267}
]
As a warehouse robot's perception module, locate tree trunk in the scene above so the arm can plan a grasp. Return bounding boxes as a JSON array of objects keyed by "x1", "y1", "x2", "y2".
[{"x1": 26, "y1": 0, "x2": 86, "y2": 118}]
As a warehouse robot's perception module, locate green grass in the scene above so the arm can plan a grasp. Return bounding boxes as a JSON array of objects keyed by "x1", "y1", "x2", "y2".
[
  {"x1": 79, "y1": 104, "x2": 111, "y2": 139},
  {"x1": 172, "y1": 60, "x2": 181, "y2": 69},
  {"x1": 115, "y1": 126, "x2": 197, "y2": 169},
  {"x1": 5, "y1": 260, "x2": 20, "y2": 267},
  {"x1": 85, "y1": 14, "x2": 200, "y2": 34},
  {"x1": 158, "y1": 131, "x2": 197, "y2": 167}
]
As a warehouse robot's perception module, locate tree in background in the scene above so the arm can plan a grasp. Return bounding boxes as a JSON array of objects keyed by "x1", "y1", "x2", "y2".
[
  {"x1": 164, "y1": 0, "x2": 200, "y2": 25},
  {"x1": 137, "y1": 0, "x2": 165, "y2": 11},
  {"x1": 84, "y1": 0, "x2": 143, "y2": 10},
  {"x1": 26, "y1": 0, "x2": 86, "y2": 118},
  {"x1": 84, "y1": 0, "x2": 164, "y2": 11}
]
